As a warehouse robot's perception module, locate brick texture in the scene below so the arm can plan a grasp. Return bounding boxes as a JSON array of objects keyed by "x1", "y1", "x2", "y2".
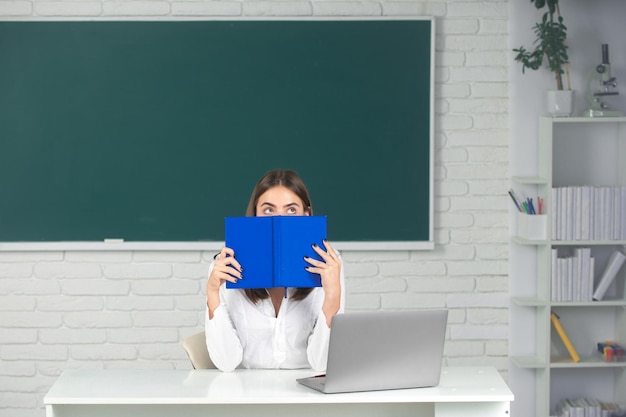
[{"x1": 0, "y1": 2, "x2": 510, "y2": 416}]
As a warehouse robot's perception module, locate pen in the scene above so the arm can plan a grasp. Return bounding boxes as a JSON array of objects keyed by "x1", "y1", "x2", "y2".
[
  {"x1": 508, "y1": 190, "x2": 522, "y2": 212},
  {"x1": 527, "y1": 198, "x2": 536, "y2": 215}
]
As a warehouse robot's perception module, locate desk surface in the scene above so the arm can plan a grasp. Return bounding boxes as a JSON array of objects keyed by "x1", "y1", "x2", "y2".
[{"x1": 44, "y1": 367, "x2": 513, "y2": 405}]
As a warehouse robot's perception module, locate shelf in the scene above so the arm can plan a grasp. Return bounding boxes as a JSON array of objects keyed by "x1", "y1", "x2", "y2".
[
  {"x1": 511, "y1": 236, "x2": 549, "y2": 246},
  {"x1": 551, "y1": 300, "x2": 626, "y2": 307},
  {"x1": 511, "y1": 176, "x2": 549, "y2": 185},
  {"x1": 511, "y1": 237, "x2": 626, "y2": 246},
  {"x1": 512, "y1": 298, "x2": 626, "y2": 308},
  {"x1": 511, "y1": 116, "x2": 626, "y2": 417},
  {"x1": 513, "y1": 356, "x2": 626, "y2": 369},
  {"x1": 551, "y1": 240, "x2": 626, "y2": 246},
  {"x1": 548, "y1": 116, "x2": 626, "y2": 124},
  {"x1": 511, "y1": 356, "x2": 547, "y2": 369},
  {"x1": 511, "y1": 297, "x2": 548, "y2": 307},
  {"x1": 550, "y1": 356, "x2": 626, "y2": 369}
]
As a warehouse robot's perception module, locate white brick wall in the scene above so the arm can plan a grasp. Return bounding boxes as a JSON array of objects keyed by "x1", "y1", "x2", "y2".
[{"x1": 0, "y1": 2, "x2": 510, "y2": 416}]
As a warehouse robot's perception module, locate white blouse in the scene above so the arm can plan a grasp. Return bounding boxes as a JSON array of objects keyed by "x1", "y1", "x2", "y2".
[{"x1": 204, "y1": 260, "x2": 345, "y2": 372}]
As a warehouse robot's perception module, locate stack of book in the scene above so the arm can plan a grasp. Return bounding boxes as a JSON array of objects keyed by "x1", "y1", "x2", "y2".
[
  {"x1": 551, "y1": 248, "x2": 626, "y2": 302},
  {"x1": 551, "y1": 248, "x2": 594, "y2": 302},
  {"x1": 551, "y1": 186, "x2": 626, "y2": 241},
  {"x1": 555, "y1": 397, "x2": 625, "y2": 417}
]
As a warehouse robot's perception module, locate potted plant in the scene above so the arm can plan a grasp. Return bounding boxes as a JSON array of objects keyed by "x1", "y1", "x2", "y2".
[{"x1": 513, "y1": 0, "x2": 573, "y2": 116}]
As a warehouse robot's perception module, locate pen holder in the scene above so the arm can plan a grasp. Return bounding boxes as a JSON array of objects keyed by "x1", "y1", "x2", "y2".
[{"x1": 515, "y1": 213, "x2": 547, "y2": 240}]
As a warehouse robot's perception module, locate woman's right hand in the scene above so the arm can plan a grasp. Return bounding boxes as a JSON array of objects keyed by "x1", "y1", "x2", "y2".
[{"x1": 206, "y1": 247, "x2": 242, "y2": 318}]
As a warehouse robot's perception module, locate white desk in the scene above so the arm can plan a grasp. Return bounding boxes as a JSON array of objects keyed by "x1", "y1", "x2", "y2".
[{"x1": 44, "y1": 366, "x2": 513, "y2": 417}]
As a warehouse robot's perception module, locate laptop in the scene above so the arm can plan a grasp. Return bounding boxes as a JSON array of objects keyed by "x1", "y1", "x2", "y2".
[{"x1": 297, "y1": 309, "x2": 448, "y2": 394}]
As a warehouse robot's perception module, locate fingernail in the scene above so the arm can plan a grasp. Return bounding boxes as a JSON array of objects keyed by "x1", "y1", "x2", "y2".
[
  {"x1": 323, "y1": 238, "x2": 328, "y2": 242},
  {"x1": 312, "y1": 243, "x2": 318, "y2": 248},
  {"x1": 303, "y1": 256, "x2": 309, "y2": 260}
]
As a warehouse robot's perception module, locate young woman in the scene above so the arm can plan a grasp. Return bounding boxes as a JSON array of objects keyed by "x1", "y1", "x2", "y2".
[{"x1": 205, "y1": 169, "x2": 344, "y2": 372}]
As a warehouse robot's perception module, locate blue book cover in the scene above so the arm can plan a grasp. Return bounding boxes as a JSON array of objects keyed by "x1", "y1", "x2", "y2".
[{"x1": 224, "y1": 216, "x2": 327, "y2": 289}]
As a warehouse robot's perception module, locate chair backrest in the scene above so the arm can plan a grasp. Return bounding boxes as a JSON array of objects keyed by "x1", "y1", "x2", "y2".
[{"x1": 182, "y1": 331, "x2": 216, "y2": 369}]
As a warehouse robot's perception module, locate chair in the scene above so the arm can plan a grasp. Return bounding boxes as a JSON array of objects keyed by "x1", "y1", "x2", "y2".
[{"x1": 182, "y1": 331, "x2": 216, "y2": 369}]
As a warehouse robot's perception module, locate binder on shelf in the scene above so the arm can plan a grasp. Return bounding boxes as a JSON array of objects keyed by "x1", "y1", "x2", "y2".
[
  {"x1": 552, "y1": 185, "x2": 626, "y2": 241},
  {"x1": 564, "y1": 187, "x2": 571, "y2": 241},
  {"x1": 224, "y1": 215, "x2": 326, "y2": 289},
  {"x1": 593, "y1": 187, "x2": 603, "y2": 241},
  {"x1": 602, "y1": 187, "x2": 613, "y2": 240},
  {"x1": 552, "y1": 187, "x2": 559, "y2": 240},
  {"x1": 578, "y1": 247, "x2": 593, "y2": 302},
  {"x1": 573, "y1": 186, "x2": 581, "y2": 240},
  {"x1": 592, "y1": 250, "x2": 626, "y2": 301},
  {"x1": 550, "y1": 247, "x2": 594, "y2": 302},
  {"x1": 620, "y1": 186, "x2": 626, "y2": 239},
  {"x1": 556, "y1": 397, "x2": 624, "y2": 417},
  {"x1": 580, "y1": 186, "x2": 591, "y2": 241},
  {"x1": 550, "y1": 312, "x2": 580, "y2": 363},
  {"x1": 551, "y1": 249, "x2": 558, "y2": 302},
  {"x1": 611, "y1": 187, "x2": 623, "y2": 240}
]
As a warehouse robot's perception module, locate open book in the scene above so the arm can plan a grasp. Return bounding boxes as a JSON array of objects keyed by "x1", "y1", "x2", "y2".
[
  {"x1": 224, "y1": 216, "x2": 327, "y2": 289},
  {"x1": 593, "y1": 250, "x2": 626, "y2": 301}
]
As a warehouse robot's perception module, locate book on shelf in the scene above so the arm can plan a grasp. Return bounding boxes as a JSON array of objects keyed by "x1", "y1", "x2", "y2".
[
  {"x1": 592, "y1": 250, "x2": 626, "y2": 301},
  {"x1": 552, "y1": 187, "x2": 559, "y2": 240},
  {"x1": 578, "y1": 248, "x2": 593, "y2": 302},
  {"x1": 601, "y1": 186, "x2": 609, "y2": 240},
  {"x1": 566, "y1": 186, "x2": 573, "y2": 241},
  {"x1": 551, "y1": 249, "x2": 558, "y2": 302},
  {"x1": 550, "y1": 312, "x2": 580, "y2": 363},
  {"x1": 594, "y1": 187, "x2": 603, "y2": 241},
  {"x1": 580, "y1": 186, "x2": 591, "y2": 241},
  {"x1": 556, "y1": 397, "x2": 625, "y2": 417},
  {"x1": 559, "y1": 187, "x2": 572, "y2": 240},
  {"x1": 551, "y1": 247, "x2": 594, "y2": 302},
  {"x1": 552, "y1": 185, "x2": 626, "y2": 241},
  {"x1": 224, "y1": 216, "x2": 326, "y2": 289},
  {"x1": 620, "y1": 186, "x2": 626, "y2": 239},
  {"x1": 571, "y1": 187, "x2": 583, "y2": 240},
  {"x1": 611, "y1": 187, "x2": 626, "y2": 240}
]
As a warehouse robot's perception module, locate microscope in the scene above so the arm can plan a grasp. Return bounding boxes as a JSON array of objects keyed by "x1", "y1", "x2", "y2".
[{"x1": 582, "y1": 44, "x2": 623, "y2": 117}]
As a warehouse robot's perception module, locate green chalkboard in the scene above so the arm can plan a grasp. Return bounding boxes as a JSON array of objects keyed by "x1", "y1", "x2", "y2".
[{"x1": 0, "y1": 19, "x2": 433, "y2": 245}]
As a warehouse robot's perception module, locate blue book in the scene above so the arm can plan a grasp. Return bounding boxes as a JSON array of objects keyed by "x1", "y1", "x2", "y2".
[{"x1": 224, "y1": 216, "x2": 327, "y2": 289}]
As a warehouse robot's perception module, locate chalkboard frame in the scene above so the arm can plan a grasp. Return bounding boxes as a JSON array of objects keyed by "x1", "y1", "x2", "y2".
[{"x1": 0, "y1": 17, "x2": 435, "y2": 251}]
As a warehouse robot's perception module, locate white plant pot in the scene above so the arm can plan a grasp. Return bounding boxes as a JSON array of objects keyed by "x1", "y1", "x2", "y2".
[{"x1": 545, "y1": 89, "x2": 574, "y2": 117}]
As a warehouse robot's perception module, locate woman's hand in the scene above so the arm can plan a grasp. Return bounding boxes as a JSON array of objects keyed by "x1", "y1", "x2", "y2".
[
  {"x1": 305, "y1": 240, "x2": 342, "y2": 326},
  {"x1": 206, "y1": 247, "x2": 242, "y2": 319}
]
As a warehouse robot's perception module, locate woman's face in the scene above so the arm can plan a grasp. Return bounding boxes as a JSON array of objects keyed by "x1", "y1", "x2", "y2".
[{"x1": 255, "y1": 186, "x2": 310, "y2": 217}]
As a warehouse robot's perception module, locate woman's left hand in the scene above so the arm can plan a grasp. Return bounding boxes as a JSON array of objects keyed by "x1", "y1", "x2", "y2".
[{"x1": 305, "y1": 240, "x2": 342, "y2": 326}]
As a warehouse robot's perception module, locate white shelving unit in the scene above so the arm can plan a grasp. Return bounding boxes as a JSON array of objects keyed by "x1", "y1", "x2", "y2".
[{"x1": 510, "y1": 117, "x2": 626, "y2": 417}]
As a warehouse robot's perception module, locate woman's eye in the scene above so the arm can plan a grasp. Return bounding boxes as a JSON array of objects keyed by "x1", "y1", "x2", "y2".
[
  {"x1": 287, "y1": 207, "x2": 297, "y2": 214},
  {"x1": 263, "y1": 208, "x2": 273, "y2": 214}
]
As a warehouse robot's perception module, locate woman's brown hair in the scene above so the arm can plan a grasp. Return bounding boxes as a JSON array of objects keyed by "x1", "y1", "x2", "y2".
[
  {"x1": 244, "y1": 169, "x2": 314, "y2": 304},
  {"x1": 245, "y1": 169, "x2": 312, "y2": 217}
]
